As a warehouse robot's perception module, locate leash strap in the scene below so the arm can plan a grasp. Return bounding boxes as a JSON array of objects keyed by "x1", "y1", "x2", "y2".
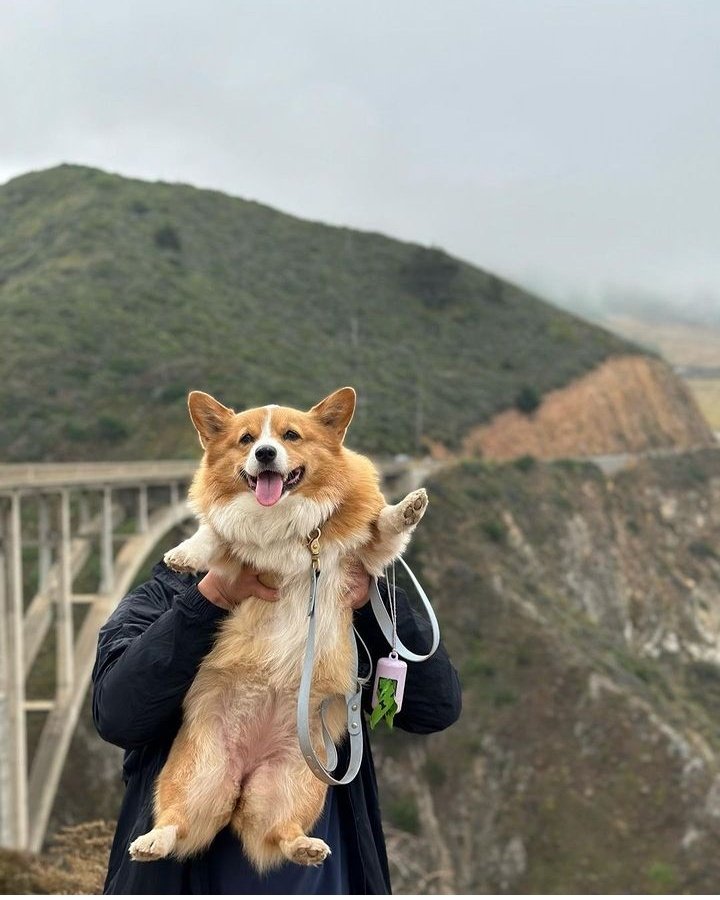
[
  {"x1": 369, "y1": 556, "x2": 440, "y2": 662},
  {"x1": 297, "y1": 568, "x2": 367, "y2": 785},
  {"x1": 297, "y1": 555, "x2": 440, "y2": 785}
]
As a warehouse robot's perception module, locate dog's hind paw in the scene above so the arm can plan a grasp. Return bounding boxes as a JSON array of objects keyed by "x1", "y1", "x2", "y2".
[
  {"x1": 280, "y1": 835, "x2": 331, "y2": 867},
  {"x1": 129, "y1": 825, "x2": 177, "y2": 862}
]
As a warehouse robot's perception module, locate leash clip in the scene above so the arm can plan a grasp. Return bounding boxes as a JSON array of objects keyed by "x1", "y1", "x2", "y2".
[{"x1": 307, "y1": 526, "x2": 322, "y2": 571}]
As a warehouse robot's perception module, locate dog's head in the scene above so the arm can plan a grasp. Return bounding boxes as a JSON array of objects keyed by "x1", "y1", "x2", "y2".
[{"x1": 188, "y1": 387, "x2": 356, "y2": 508}]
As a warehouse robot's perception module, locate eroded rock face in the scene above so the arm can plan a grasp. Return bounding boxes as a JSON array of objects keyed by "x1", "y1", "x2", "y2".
[
  {"x1": 463, "y1": 355, "x2": 714, "y2": 461},
  {"x1": 374, "y1": 450, "x2": 720, "y2": 893}
]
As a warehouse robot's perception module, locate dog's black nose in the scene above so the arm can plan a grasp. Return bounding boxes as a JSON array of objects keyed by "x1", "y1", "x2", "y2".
[{"x1": 255, "y1": 445, "x2": 277, "y2": 463}]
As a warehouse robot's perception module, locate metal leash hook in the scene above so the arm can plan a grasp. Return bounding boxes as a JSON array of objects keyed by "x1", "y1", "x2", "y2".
[
  {"x1": 307, "y1": 527, "x2": 321, "y2": 570},
  {"x1": 306, "y1": 527, "x2": 321, "y2": 615}
]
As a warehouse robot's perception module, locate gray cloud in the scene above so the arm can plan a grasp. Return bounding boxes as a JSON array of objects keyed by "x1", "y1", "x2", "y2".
[{"x1": 1, "y1": 0, "x2": 718, "y2": 312}]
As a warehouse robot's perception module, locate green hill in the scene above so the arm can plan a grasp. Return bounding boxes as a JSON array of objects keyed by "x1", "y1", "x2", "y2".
[{"x1": 0, "y1": 164, "x2": 633, "y2": 461}]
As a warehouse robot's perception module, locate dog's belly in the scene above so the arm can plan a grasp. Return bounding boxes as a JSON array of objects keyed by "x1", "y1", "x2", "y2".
[{"x1": 220, "y1": 687, "x2": 298, "y2": 787}]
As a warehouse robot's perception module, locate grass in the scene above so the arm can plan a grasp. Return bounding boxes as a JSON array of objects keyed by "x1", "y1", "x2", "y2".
[
  {"x1": 687, "y1": 377, "x2": 720, "y2": 429},
  {"x1": 0, "y1": 164, "x2": 636, "y2": 462}
]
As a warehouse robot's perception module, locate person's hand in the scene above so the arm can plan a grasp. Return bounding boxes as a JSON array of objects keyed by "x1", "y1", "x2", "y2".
[
  {"x1": 198, "y1": 567, "x2": 280, "y2": 611},
  {"x1": 345, "y1": 559, "x2": 372, "y2": 610}
]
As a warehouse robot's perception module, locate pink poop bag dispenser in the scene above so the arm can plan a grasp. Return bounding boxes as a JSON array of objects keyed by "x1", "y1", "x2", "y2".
[{"x1": 372, "y1": 652, "x2": 407, "y2": 712}]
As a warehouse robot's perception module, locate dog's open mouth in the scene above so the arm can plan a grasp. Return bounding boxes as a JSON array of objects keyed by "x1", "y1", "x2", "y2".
[{"x1": 242, "y1": 466, "x2": 305, "y2": 507}]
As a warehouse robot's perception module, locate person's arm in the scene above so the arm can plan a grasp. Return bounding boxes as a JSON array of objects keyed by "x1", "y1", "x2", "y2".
[
  {"x1": 91, "y1": 572, "x2": 227, "y2": 750},
  {"x1": 91, "y1": 564, "x2": 279, "y2": 751},
  {"x1": 354, "y1": 579, "x2": 462, "y2": 734}
]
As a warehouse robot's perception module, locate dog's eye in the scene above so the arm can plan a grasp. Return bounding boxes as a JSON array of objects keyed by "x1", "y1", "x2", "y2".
[
  {"x1": 239, "y1": 433, "x2": 254, "y2": 445},
  {"x1": 283, "y1": 430, "x2": 301, "y2": 441}
]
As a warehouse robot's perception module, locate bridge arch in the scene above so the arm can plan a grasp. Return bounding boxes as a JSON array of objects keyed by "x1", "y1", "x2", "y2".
[{"x1": 0, "y1": 463, "x2": 196, "y2": 852}]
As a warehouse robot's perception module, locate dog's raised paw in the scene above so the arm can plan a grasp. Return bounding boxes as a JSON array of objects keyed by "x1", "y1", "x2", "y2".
[
  {"x1": 379, "y1": 488, "x2": 429, "y2": 535},
  {"x1": 401, "y1": 488, "x2": 428, "y2": 528},
  {"x1": 129, "y1": 825, "x2": 177, "y2": 862},
  {"x1": 281, "y1": 835, "x2": 331, "y2": 867}
]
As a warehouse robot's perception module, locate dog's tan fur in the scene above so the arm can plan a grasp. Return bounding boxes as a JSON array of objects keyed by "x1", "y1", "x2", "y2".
[{"x1": 129, "y1": 387, "x2": 427, "y2": 871}]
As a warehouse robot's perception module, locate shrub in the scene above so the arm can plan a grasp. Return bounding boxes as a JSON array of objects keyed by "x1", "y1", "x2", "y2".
[
  {"x1": 689, "y1": 540, "x2": 718, "y2": 560},
  {"x1": 96, "y1": 415, "x2": 129, "y2": 442},
  {"x1": 423, "y1": 757, "x2": 448, "y2": 787},
  {"x1": 514, "y1": 454, "x2": 537, "y2": 472},
  {"x1": 388, "y1": 795, "x2": 421, "y2": 834},
  {"x1": 646, "y1": 861, "x2": 677, "y2": 891},
  {"x1": 154, "y1": 224, "x2": 182, "y2": 252},
  {"x1": 402, "y1": 246, "x2": 459, "y2": 309},
  {"x1": 483, "y1": 519, "x2": 507, "y2": 543},
  {"x1": 515, "y1": 385, "x2": 541, "y2": 415}
]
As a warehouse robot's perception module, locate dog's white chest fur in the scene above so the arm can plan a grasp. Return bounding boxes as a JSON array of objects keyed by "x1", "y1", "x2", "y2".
[{"x1": 207, "y1": 492, "x2": 338, "y2": 574}]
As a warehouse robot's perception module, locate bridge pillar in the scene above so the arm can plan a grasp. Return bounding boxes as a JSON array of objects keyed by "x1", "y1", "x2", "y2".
[
  {"x1": 37, "y1": 496, "x2": 52, "y2": 590},
  {"x1": 56, "y1": 491, "x2": 74, "y2": 701},
  {"x1": 78, "y1": 493, "x2": 91, "y2": 534},
  {"x1": 137, "y1": 485, "x2": 149, "y2": 533},
  {"x1": 0, "y1": 502, "x2": 11, "y2": 847},
  {"x1": 101, "y1": 487, "x2": 114, "y2": 593},
  {"x1": 0, "y1": 494, "x2": 29, "y2": 848}
]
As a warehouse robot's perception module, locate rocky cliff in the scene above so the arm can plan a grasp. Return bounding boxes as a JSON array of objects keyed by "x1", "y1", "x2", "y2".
[
  {"x1": 463, "y1": 355, "x2": 714, "y2": 461},
  {"x1": 374, "y1": 448, "x2": 720, "y2": 892}
]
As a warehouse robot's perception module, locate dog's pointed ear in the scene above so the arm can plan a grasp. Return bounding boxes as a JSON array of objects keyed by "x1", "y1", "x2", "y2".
[
  {"x1": 188, "y1": 391, "x2": 234, "y2": 448},
  {"x1": 310, "y1": 387, "x2": 356, "y2": 442}
]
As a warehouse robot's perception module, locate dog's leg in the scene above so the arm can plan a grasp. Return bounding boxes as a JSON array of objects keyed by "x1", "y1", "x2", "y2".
[
  {"x1": 129, "y1": 722, "x2": 238, "y2": 861},
  {"x1": 164, "y1": 522, "x2": 220, "y2": 574},
  {"x1": 231, "y1": 754, "x2": 329, "y2": 872},
  {"x1": 358, "y1": 488, "x2": 428, "y2": 576}
]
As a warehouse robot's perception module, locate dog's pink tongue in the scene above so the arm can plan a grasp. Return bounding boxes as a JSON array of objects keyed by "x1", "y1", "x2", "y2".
[{"x1": 255, "y1": 471, "x2": 283, "y2": 506}]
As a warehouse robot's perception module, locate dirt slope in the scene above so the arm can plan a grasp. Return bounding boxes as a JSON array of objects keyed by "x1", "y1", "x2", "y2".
[{"x1": 463, "y1": 355, "x2": 714, "y2": 461}]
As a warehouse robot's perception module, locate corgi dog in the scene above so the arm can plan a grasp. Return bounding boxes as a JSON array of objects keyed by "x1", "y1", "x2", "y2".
[{"x1": 128, "y1": 387, "x2": 428, "y2": 871}]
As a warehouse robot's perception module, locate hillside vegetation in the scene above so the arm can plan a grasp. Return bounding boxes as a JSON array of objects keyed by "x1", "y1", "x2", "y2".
[{"x1": 0, "y1": 165, "x2": 634, "y2": 461}]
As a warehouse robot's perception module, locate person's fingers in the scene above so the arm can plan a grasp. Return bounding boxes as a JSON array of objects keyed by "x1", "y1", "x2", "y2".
[
  {"x1": 345, "y1": 563, "x2": 371, "y2": 609},
  {"x1": 246, "y1": 575, "x2": 279, "y2": 602}
]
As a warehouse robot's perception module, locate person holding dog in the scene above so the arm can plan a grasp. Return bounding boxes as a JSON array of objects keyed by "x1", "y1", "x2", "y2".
[{"x1": 92, "y1": 558, "x2": 461, "y2": 894}]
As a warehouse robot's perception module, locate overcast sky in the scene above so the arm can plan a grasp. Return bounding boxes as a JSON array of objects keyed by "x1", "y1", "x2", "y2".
[{"x1": 1, "y1": 0, "x2": 718, "y2": 314}]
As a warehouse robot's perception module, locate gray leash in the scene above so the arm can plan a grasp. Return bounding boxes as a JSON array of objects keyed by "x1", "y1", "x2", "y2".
[
  {"x1": 369, "y1": 556, "x2": 440, "y2": 662},
  {"x1": 297, "y1": 566, "x2": 367, "y2": 785},
  {"x1": 297, "y1": 535, "x2": 441, "y2": 785}
]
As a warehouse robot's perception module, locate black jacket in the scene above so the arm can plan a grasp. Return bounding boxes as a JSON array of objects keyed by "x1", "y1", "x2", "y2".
[{"x1": 92, "y1": 562, "x2": 462, "y2": 894}]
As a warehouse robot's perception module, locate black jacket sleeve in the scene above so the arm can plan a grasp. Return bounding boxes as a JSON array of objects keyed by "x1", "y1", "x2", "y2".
[
  {"x1": 91, "y1": 567, "x2": 227, "y2": 750},
  {"x1": 353, "y1": 579, "x2": 462, "y2": 734}
]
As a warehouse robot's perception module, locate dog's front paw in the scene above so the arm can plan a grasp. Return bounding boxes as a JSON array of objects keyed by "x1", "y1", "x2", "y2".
[
  {"x1": 401, "y1": 488, "x2": 428, "y2": 528},
  {"x1": 129, "y1": 825, "x2": 177, "y2": 862},
  {"x1": 280, "y1": 835, "x2": 331, "y2": 867},
  {"x1": 164, "y1": 545, "x2": 201, "y2": 574},
  {"x1": 382, "y1": 488, "x2": 428, "y2": 534}
]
